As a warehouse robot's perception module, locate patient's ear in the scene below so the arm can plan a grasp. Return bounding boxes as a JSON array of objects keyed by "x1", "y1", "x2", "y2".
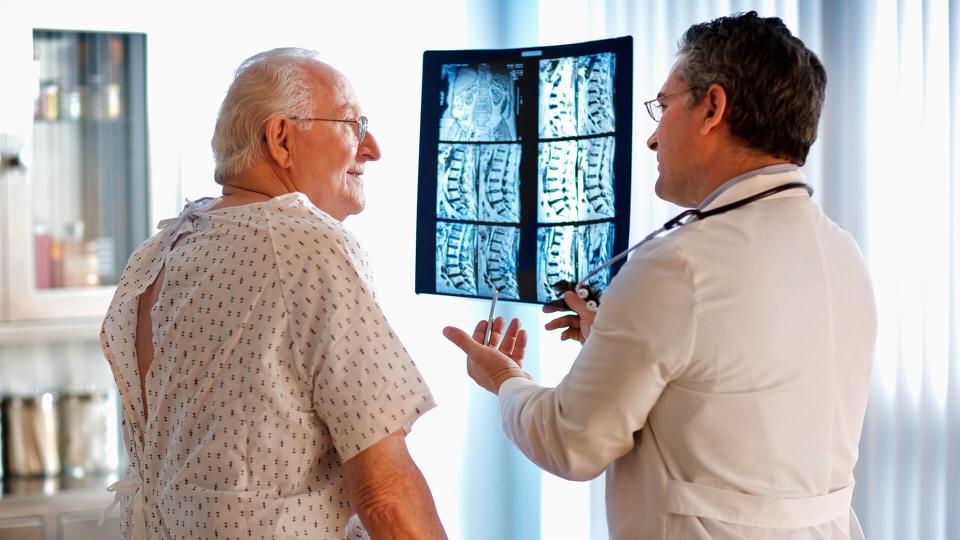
[
  {"x1": 700, "y1": 83, "x2": 727, "y2": 136},
  {"x1": 264, "y1": 115, "x2": 294, "y2": 168}
]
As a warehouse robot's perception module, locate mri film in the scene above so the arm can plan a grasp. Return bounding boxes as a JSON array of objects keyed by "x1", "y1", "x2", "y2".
[
  {"x1": 478, "y1": 226, "x2": 520, "y2": 299},
  {"x1": 577, "y1": 222, "x2": 615, "y2": 292},
  {"x1": 577, "y1": 137, "x2": 616, "y2": 220},
  {"x1": 538, "y1": 57, "x2": 577, "y2": 138},
  {"x1": 418, "y1": 37, "x2": 631, "y2": 304},
  {"x1": 577, "y1": 53, "x2": 616, "y2": 135},
  {"x1": 437, "y1": 144, "x2": 478, "y2": 220},
  {"x1": 436, "y1": 222, "x2": 478, "y2": 296},
  {"x1": 439, "y1": 63, "x2": 520, "y2": 142},
  {"x1": 478, "y1": 144, "x2": 521, "y2": 223},
  {"x1": 538, "y1": 141, "x2": 578, "y2": 222},
  {"x1": 536, "y1": 225, "x2": 577, "y2": 302}
]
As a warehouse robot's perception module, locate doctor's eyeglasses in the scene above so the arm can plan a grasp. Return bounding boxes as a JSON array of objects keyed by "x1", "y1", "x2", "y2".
[
  {"x1": 643, "y1": 88, "x2": 697, "y2": 122},
  {"x1": 288, "y1": 115, "x2": 368, "y2": 144}
]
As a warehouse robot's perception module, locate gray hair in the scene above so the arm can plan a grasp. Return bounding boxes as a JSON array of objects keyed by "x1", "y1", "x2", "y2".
[
  {"x1": 678, "y1": 12, "x2": 826, "y2": 165},
  {"x1": 211, "y1": 47, "x2": 319, "y2": 184}
]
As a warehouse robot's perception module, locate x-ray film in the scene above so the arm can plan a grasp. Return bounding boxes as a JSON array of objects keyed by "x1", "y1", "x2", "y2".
[
  {"x1": 437, "y1": 144, "x2": 477, "y2": 221},
  {"x1": 439, "y1": 63, "x2": 522, "y2": 142},
  {"x1": 577, "y1": 222, "x2": 615, "y2": 291},
  {"x1": 539, "y1": 58, "x2": 578, "y2": 138},
  {"x1": 478, "y1": 144, "x2": 521, "y2": 223},
  {"x1": 537, "y1": 223, "x2": 615, "y2": 303},
  {"x1": 539, "y1": 53, "x2": 616, "y2": 139},
  {"x1": 540, "y1": 138, "x2": 615, "y2": 222},
  {"x1": 577, "y1": 53, "x2": 616, "y2": 135},
  {"x1": 577, "y1": 137, "x2": 616, "y2": 220},
  {"x1": 436, "y1": 222, "x2": 478, "y2": 296},
  {"x1": 538, "y1": 141, "x2": 578, "y2": 222},
  {"x1": 437, "y1": 144, "x2": 478, "y2": 220},
  {"x1": 537, "y1": 226, "x2": 577, "y2": 303},
  {"x1": 478, "y1": 226, "x2": 520, "y2": 299},
  {"x1": 418, "y1": 37, "x2": 632, "y2": 304}
]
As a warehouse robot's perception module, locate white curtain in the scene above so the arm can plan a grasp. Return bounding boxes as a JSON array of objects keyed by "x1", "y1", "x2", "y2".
[{"x1": 534, "y1": 1, "x2": 960, "y2": 538}]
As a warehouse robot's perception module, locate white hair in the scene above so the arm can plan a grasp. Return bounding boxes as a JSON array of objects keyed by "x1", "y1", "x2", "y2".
[{"x1": 211, "y1": 47, "x2": 319, "y2": 184}]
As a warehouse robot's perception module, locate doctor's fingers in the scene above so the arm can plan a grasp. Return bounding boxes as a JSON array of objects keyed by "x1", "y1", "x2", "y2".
[
  {"x1": 541, "y1": 302, "x2": 566, "y2": 314},
  {"x1": 544, "y1": 314, "x2": 580, "y2": 332},
  {"x1": 560, "y1": 327, "x2": 583, "y2": 342},
  {"x1": 563, "y1": 290, "x2": 591, "y2": 317}
]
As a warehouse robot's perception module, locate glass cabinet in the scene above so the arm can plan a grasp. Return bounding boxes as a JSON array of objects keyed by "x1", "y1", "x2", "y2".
[{"x1": 1, "y1": 26, "x2": 149, "y2": 321}]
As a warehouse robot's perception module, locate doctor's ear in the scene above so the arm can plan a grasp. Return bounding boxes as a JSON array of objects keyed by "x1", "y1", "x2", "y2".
[
  {"x1": 700, "y1": 83, "x2": 728, "y2": 135},
  {"x1": 264, "y1": 115, "x2": 294, "y2": 168}
]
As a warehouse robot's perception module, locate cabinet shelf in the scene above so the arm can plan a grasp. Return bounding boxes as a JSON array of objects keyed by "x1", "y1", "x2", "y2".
[{"x1": 0, "y1": 317, "x2": 102, "y2": 345}]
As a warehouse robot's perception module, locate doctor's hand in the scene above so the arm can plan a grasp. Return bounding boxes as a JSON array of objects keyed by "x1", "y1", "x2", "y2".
[
  {"x1": 542, "y1": 290, "x2": 596, "y2": 344},
  {"x1": 443, "y1": 317, "x2": 531, "y2": 395}
]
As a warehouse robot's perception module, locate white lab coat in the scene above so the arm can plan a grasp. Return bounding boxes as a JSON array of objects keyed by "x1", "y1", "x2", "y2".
[{"x1": 499, "y1": 169, "x2": 876, "y2": 539}]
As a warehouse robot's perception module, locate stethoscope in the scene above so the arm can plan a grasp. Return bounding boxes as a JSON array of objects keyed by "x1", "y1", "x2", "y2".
[{"x1": 550, "y1": 182, "x2": 813, "y2": 311}]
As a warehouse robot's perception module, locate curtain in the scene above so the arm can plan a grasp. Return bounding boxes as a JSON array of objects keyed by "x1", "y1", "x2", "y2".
[{"x1": 533, "y1": 1, "x2": 960, "y2": 538}]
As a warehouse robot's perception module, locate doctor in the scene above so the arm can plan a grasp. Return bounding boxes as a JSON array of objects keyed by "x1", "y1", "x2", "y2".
[{"x1": 443, "y1": 11, "x2": 876, "y2": 540}]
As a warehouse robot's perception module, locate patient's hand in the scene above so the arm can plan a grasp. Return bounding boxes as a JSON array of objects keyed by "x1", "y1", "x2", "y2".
[{"x1": 443, "y1": 317, "x2": 530, "y2": 395}]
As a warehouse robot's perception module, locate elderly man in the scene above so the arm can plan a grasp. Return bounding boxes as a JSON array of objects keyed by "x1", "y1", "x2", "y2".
[
  {"x1": 101, "y1": 48, "x2": 446, "y2": 539},
  {"x1": 445, "y1": 12, "x2": 876, "y2": 540}
]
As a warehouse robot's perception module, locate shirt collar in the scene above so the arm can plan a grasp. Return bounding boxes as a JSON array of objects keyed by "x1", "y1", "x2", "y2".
[{"x1": 698, "y1": 164, "x2": 804, "y2": 211}]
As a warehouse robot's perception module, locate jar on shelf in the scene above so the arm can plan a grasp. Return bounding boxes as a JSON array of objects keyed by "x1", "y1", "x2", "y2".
[{"x1": 1, "y1": 392, "x2": 61, "y2": 477}]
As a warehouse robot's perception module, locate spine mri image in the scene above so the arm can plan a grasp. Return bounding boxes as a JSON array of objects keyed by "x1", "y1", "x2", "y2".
[
  {"x1": 420, "y1": 39, "x2": 629, "y2": 304},
  {"x1": 536, "y1": 222, "x2": 614, "y2": 303},
  {"x1": 435, "y1": 222, "x2": 520, "y2": 299},
  {"x1": 436, "y1": 222, "x2": 478, "y2": 296},
  {"x1": 539, "y1": 53, "x2": 616, "y2": 138},
  {"x1": 437, "y1": 144, "x2": 478, "y2": 220}
]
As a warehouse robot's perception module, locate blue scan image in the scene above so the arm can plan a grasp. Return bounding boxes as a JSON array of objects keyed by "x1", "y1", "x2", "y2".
[
  {"x1": 577, "y1": 222, "x2": 615, "y2": 292},
  {"x1": 577, "y1": 53, "x2": 616, "y2": 135},
  {"x1": 436, "y1": 222, "x2": 478, "y2": 296},
  {"x1": 539, "y1": 57, "x2": 577, "y2": 138},
  {"x1": 538, "y1": 141, "x2": 578, "y2": 223},
  {"x1": 577, "y1": 137, "x2": 616, "y2": 220},
  {"x1": 536, "y1": 226, "x2": 577, "y2": 303},
  {"x1": 478, "y1": 226, "x2": 520, "y2": 299},
  {"x1": 439, "y1": 63, "x2": 518, "y2": 142},
  {"x1": 437, "y1": 144, "x2": 478, "y2": 220},
  {"x1": 478, "y1": 144, "x2": 521, "y2": 223}
]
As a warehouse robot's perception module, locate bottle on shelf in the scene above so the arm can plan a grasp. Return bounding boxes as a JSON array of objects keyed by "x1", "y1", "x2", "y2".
[
  {"x1": 33, "y1": 224, "x2": 52, "y2": 290},
  {"x1": 60, "y1": 221, "x2": 101, "y2": 288}
]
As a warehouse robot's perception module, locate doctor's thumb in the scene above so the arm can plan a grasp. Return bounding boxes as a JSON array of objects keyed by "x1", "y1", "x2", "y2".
[
  {"x1": 564, "y1": 290, "x2": 589, "y2": 314},
  {"x1": 443, "y1": 326, "x2": 480, "y2": 355}
]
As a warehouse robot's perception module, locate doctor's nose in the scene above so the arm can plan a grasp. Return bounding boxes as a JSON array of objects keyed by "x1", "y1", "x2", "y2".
[{"x1": 647, "y1": 129, "x2": 658, "y2": 151}]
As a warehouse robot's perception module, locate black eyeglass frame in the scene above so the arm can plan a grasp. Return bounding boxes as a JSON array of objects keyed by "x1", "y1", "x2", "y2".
[
  {"x1": 643, "y1": 88, "x2": 698, "y2": 122},
  {"x1": 288, "y1": 115, "x2": 368, "y2": 144}
]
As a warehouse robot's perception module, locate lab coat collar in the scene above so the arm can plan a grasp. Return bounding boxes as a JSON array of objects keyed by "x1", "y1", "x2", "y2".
[{"x1": 698, "y1": 165, "x2": 807, "y2": 213}]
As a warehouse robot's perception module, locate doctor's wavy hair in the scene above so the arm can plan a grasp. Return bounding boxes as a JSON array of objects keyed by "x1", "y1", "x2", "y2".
[
  {"x1": 211, "y1": 48, "x2": 318, "y2": 184},
  {"x1": 678, "y1": 11, "x2": 826, "y2": 165}
]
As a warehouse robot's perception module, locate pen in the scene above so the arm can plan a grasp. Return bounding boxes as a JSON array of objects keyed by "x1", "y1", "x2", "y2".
[{"x1": 484, "y1": 289, "x2": 499, "y2": 345}]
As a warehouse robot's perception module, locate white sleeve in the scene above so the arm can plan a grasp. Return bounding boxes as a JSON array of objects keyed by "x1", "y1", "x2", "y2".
[{"x1": 498, "y1": 240, "x2": 696, "y2": 480}]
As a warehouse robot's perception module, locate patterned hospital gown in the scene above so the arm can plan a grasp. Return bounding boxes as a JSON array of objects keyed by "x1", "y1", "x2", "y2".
[{"x1": 100, "y1": 193, "x2": 436, "y2": 539}]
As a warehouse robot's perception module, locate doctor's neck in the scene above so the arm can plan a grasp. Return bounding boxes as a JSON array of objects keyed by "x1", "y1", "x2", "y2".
[{"x1": 692, "y1": 149, "x2": 795, "y2": 205}]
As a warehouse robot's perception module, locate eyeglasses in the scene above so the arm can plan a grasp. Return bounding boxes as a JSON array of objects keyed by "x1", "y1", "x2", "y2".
[
  {"x1": 643, "y1": 88, "x2": 697, "y2": 122},
  {"x1": 288, "y1": 115, "x2": 368, "y2": 144}
]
